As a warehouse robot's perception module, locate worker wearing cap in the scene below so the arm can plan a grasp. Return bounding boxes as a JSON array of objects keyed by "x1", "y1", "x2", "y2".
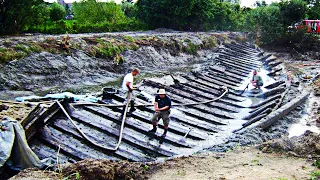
[
  {"x1": 251, "y1": 70, "x2": 263, "y2": 89},
  {"x1": 149, "y1": 89, "x2": 172, "y2": 139},
  {"x1": 121, "y1": 68, "x2": 140, "y2": 115}
]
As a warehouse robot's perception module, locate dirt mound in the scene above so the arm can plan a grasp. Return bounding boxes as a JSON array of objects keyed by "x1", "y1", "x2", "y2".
[
  {"x1": 10, "y1": 159, "x2": 159, "y2": 180},
  {"x1": 259, "y1": 130, "x2": 320, "y2": 157},
  {"x1": 0, "y1": 102, "x2": 35, "y2": 122},
  {"x1": 9, "y1": 168, "x2": 57, "y2": 180},
  {"x1": 60, "y1": 159, "x2": 157, "y2": 180}
]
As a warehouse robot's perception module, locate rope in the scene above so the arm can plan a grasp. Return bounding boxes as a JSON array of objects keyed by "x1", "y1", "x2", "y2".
[
  {"x1": 0, "y1": 100, "x2": 53, "y2": 105},
  {"x1": 56, "y1": 91, "x2": 132, "y2": 151}
]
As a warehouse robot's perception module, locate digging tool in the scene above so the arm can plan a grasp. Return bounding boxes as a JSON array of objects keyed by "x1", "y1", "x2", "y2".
[
  {"x1": 179, "y1": 128, "x2": 193, "y2": 143},
  {"x1": 239, "y1": 83, "x2": 250, "y2": 95}
]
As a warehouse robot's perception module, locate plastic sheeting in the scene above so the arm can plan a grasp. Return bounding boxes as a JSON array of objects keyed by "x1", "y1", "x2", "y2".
[
  {"x1": 0, "y1": 117, "x2": 52, "y2": 171},
  {"x1": 15, "y1": 92, "x2": 99, "y2": 103}
]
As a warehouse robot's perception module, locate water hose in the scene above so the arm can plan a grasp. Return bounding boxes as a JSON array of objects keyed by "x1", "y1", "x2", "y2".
[{"x1": 56, "y1": 92, "x2": 132, "y2": 151}]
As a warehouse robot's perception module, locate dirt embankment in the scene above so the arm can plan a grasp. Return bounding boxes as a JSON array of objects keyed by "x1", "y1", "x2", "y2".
[{"x1": 0, "y1": 30, "x2": 245, "y2": 100}]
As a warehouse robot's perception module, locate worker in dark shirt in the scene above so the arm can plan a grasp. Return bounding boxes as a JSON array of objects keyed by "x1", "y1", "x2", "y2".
[{"x1": 148, "y1": 89, "x2": 171, "y2": 139}]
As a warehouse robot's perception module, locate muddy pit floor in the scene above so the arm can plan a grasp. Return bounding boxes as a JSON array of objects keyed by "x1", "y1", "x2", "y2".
[
  {"x1": 6, "y1": 91, "x2": 320, "y2": 180},
  {"x1": 2, "y1": 46, "x2": 320, "y2": 179}
]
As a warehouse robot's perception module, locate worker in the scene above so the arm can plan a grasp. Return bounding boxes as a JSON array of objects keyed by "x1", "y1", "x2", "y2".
[
  {"x1": 251, "y1": 69, "x2": 263, "y2": 89},
  {"x1": 121, "y1": 68, "x2": 140, "y2": 116},
  {"x1": 148, "y1": 89, "x2": 172, "y2": 139}
]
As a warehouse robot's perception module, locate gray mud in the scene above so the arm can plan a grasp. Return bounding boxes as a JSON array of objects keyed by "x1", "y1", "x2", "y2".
[{"x1": 0, "y1": 30, "x2": 242, "y2": 100}]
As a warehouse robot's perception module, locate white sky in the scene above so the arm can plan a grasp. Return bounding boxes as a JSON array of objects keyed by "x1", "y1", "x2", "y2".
[
  {"x1": 44, "y1": 0, "x2": 280, "y2": 8},
  {"x1": 44, "y1": 0, "x2": 124, "y2": 3},
  {"x1": 240, "y1": 0, "x2": 280, "y2": 7}
]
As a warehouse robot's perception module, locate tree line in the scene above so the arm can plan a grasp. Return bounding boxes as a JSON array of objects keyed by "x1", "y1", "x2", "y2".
[{"x1": 0, "y1": 0, "x2": 319, "y2": 44}]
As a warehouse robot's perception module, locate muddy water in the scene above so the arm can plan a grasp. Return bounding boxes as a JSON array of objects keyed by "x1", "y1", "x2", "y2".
[
  {"x1": 233, "y1": 63, "x2": 276, "y2": 120},
  {"x1": 288, "y1": 93, "x2": 320, "y2": 137}
]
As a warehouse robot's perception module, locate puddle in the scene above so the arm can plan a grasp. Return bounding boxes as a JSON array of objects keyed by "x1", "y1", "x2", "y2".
[
  {"x1": 288, "y1": 93, "x2": 320, "y2": 138},
  {"x1": 288, "y1": 119, "x2": 320, "y2": 138}
]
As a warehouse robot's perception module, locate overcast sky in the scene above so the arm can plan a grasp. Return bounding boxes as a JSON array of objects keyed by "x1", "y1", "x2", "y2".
[{"x1": 44, "y1": 0, "x2": 280, "y2": 8}]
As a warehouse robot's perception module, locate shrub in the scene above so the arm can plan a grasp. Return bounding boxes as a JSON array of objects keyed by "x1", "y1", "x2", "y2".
[
  {"x1": 0, "y1": 48, "x2": 27, "y2": 63},
  {"x1": 15, "y1": 44, "x2": 31, "y2": 54},
  {"x1": 28, "y1": 43, "x2": 44, "y2": 53}
]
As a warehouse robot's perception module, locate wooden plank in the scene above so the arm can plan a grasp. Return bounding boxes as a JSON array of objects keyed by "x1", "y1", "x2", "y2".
[
  {"x1": 132, "y1": 98, "x2": 220, "y2": 133},
  {"x1": 71, "y1": 109, "x2": 183, "y2": 155},
  {"x1": 52, "y1": 118, "x2": 154, "y2": 162},
  {"x1": 82, "y1": 106, "x2": 195, "y2": 148},
  {"x1": 39, "y1": 126, "x2": 121, "y2": 161},
  {"x1": 24, "y1": 103, "x2": 60, "y2": 141}
]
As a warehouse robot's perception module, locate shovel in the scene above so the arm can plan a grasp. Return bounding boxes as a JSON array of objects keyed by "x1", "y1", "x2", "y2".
[
  {"x1": 239, "y1": 83, "x2": 250, "y2": 95},
  {"x1": 179, "y1": 128, "x2": 193, "y2": 143}
]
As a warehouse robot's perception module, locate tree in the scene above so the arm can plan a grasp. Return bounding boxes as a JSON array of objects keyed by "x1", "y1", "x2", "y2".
[
  {"x1": 50, "y1": 2, "x2": 66, "y2": 21},
  {"x1": 255, "y1": 0, "x2": 267, "y2": 7},
  {"x1": 65, "y1": 4, "x2": 72, "y2": 15},
  {"x1": 73, "y1": 0, "x2": 126, "y2": 24},
  {"x1": 307, "y1": 5, "x2": 320, "y2": 19},
  {"x1": 122, "y1": 0, "x2": 134, "y2": 3},
  {"x1": 136, "y1": 0, "x2": 217, "y2": 30},
  {"x1": 0, "y1": 0, "x2": 44, "y2": 34},
  {"x1": 278, "y1": 0, "x2": 307, "y2": 26},
  {"x1": 137, "y1": 0, "x2": 195, "y2": 30},
  {"x1": 121, "y1": 1, "x2": 137, "y2": 18},
  {"x1": 303, "y1": 0, "x2": 319, "y2": 6},
  {"x1": 211, "y1": 1, "x2": 237, "y2": 31},
  {"x1": 305, "y1": 0, "x2": 320, "y2": 19},
  {"x1": 27, "y1": 3, "x2": 50, "y2": 29},
  {"x1": 245, "y1": 4, "x2": 283, "y2": 44},
  {"x1": 187, "y1": 0, "x2": 215, "y2": 30}
]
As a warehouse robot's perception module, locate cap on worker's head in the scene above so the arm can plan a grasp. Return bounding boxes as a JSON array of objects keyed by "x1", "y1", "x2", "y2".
[
  {"x1": 158, "y1": 89, "x2": 166, "y2": 95},
  {"x1": 253, "y1": 70, "x2": 257, "y2": 75}
]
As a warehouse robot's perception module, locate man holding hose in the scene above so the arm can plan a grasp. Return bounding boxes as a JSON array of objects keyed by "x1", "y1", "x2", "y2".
[
  {"x1": 121, "y1": 68, "x2": 140, "y2": 116},
  {"x1": 148, "y1": 89, "x2": 172, "y2": 139}
]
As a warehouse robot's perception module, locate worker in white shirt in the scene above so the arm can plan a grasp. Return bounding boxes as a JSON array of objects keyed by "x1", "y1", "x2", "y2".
[{"x1": 121, "y1": 68, "x2": 140, "y2": 116}]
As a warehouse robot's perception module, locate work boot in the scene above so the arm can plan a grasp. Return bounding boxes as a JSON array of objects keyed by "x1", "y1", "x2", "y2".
[
  {"x1": 161, "y1": 129, "x2": 168, "y2": 139},
  {"x1": 121, "y1": 105, "x2": 126, "y2": 117},
  {"x1": 161, "y1": 133, "x2": 167, "y2": 139},
  {"x1": 129, "y1": 100, "x2": 136, "y2": 112},
  {"x1": 126, "y1": 112, "x2": 132, "y2": 117},
  {"x1": 148, "y1": 127, "x2": 157, "y2": 133}
]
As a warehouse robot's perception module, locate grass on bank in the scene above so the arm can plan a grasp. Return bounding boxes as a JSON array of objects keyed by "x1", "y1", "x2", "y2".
[{"x1": 0, "y1": 32, "x2": 223, "y2": 64}]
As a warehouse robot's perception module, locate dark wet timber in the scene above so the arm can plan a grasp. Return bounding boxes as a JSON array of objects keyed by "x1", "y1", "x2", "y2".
[{"x1": 24, "y1": 42, "x2": 286, "y2": 163}]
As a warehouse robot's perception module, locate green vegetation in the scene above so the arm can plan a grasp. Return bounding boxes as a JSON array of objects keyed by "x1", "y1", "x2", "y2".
[
  {"x1": 50, "y1": 2, "x2": 66, "y2": 22},
  {"x1": 0, "y1": 47, "x2": 29, "y2": 63},
  {"x1": 0, "y1": 33, "x2": 221, "y2": 64},
  {"x1": 1, "y1": 0, "x2": 319, "y2": 48},
  {"x1": 314, "y1": 160, "x2": 320, "y2": 168},
  {"x1": 62, "y1": 172, "x2": 80, "y2": 180},
  {"x1": 184, "y1": 39, "x2": 198, "y2": 55},
  {"x1": 311, "y1": 170, "x2": 320, "y2": 180}
]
